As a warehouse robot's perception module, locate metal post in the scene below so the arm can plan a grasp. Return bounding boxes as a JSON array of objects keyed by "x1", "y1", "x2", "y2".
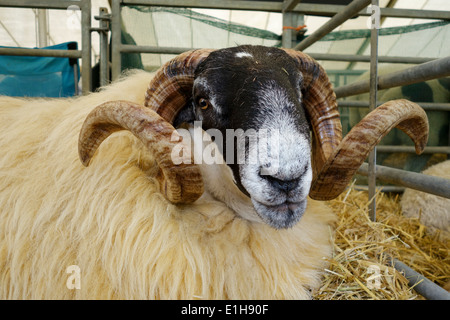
[
  {"x1": 368, "y1": 0, "x2": 379, "y2": 221},
  {"x1": 81, "y1": 0, "x2": 92, "y2": 94},
  {"x1": 3, "y1": 1, "x2": 449, "y2": 19},
  {"x1": 294, "y1": 0, "x2": 371, "y2": 51},
  {"x1": 111, "y1": 0, "x2": 122, "y2": 81},
  {"x1": 73, "y1": 64, "x2": 79, "y2": 95},
  {"x1": 94, "y1": 7, "x2": 111, "y2": 87},
  {"x1": 282, "y1": 12, "x2": 304, "y2": 49},
  {"x1": 36, "y1": 9, "x2": 48, "y2": 47},
  {"x1": 0, "y1": 47, "x2": 82, "y2": 58}
]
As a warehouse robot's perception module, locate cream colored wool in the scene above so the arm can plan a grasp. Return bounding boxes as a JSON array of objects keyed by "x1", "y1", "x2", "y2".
[
  {"x1": 401, "y1": 160, "x2": 450, "y2": 239},
  {"x1": 0, "y1": 70, "x2": 336, "y2": 299}
]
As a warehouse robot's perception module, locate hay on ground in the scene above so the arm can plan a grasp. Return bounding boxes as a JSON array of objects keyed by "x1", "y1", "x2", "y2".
[{"x1": 314, "y1": 186, "x2": 449, "y2": 300}]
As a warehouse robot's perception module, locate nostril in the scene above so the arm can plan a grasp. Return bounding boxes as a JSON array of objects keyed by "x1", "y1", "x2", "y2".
[{"x1": 263, "y1": 175, "x2": 299, "y2": 192}]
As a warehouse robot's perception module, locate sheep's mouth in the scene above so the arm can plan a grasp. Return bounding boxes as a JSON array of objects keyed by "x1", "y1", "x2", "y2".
[{"x1": 251, "y1": 198, "x2": 307, "y2": 229}]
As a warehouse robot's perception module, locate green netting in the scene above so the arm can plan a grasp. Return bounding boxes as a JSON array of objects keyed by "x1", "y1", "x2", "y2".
[
  {"x1": 128, "y1": 6, "x2": 281, "y2": 41},
  {"x1": 321, "y1": 20, "x2": 450, "y2": 41},
  {"x1": 307, "y1": 20, "x2": 450, "y2": 71}
]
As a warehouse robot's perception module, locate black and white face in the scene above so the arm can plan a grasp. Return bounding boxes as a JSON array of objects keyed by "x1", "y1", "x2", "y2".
[{"x1": 177, "y1": 45, "x2": 313, "y2": 229}]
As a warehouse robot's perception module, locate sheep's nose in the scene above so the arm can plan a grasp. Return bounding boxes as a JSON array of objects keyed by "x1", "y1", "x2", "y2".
[{"x1": 263, "y1": 175, "x2": 300, "y2": 192}]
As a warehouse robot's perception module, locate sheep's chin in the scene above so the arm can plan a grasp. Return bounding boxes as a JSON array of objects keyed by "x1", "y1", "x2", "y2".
[{"x1": 251, "y1": 198, "x2": 307, "y2": 229}]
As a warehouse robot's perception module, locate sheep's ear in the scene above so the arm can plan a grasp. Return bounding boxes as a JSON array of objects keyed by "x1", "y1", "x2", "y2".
[{"x1": 79, "y1": 100, "x2": 204, "y2": 204}]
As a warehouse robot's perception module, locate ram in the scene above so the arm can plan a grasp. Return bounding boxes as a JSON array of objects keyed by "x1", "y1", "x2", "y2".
[{"x1": 0, "y1": 45, "x2": 428, "y2": 299}]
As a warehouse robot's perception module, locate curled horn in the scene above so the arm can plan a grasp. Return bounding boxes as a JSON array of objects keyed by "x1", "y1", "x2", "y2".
[
  {"x1": 309, "y1": 99, "x2": 428, "y2": 200},
  {"x1": 283, "y1": 49, "x2": 429, "y2": 200},
  {"x1": 78, "y1": 49, "x2": 214, "y2": 204}
]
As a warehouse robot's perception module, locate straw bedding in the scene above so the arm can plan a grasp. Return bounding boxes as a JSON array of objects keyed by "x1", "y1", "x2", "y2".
[{"x1": 313, "y1": 186, "x2": 449, "y2": 300}]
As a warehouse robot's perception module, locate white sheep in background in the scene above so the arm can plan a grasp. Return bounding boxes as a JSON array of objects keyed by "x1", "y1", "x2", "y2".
[
  {"x1": 0, "y1": 45, "x2": 428, "y2": 299},
  {"x1": 401, "y1": 160, "x2": 450, "y2": 239}
]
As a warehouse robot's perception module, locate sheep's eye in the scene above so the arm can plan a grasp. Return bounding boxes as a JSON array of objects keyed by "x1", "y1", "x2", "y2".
[{"x1": 198, "y1": 98, "x2": 210, "y2": 110}]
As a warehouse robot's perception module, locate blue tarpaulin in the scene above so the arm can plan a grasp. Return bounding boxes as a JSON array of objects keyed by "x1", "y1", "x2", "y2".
[{"x1": 0, "y1": 42, "x2": 80, "y2": 97}]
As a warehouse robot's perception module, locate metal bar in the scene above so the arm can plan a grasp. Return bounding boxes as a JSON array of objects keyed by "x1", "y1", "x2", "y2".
[
  {"x1": 73, "y1": 64, "x2": 79, "y2": 96},
  {"x1": 0, "y1": 0, "x2": 85, "y2": 10},
  {"x1": 358, "y1": 163, "x2": 450, "y2": 199},
  {"x1": 392, "y1": 259, "x2": 450, "y2": 300},
  {"x1": 334, "y1": 56, "x2": 450, "y2": 98},
  {"x1": 338, "y1": 100, "x2": 450, "y2": 112},
  {"x1": 111, "y1": 0, "x2": 122, "y2": 80},
  {"x1": 376, "y1": 7, "x2": 450, "y2": 20},
  {"x1": 367, "y1": 0, "x2": 379, "y2": 221},
  {"x1": 120, "y1": 44, "x2": 194, "y2": 55},
  {"x1": 282, "y1": 12, "x2": 304, "y2": 49},
  {"x1": 376, "y1": 146, "x2": 450, "y2": 154},
  {"x1": 121, "y1": 0, "x2": 282, "y2": 11},
  {"x1": 309, "y1": 53, "x2": 435, "y2": 64},
  {"x1": 96, "y1": 7, "x2": 110, "y2": 87},
  {"x1": 282, "y1": 12, "x2": 294, "y2": 49},
  {"x1": 291, "y1": 3, "x2": 450, "y2": 19},
  {"x1": 294, "y1": 0, "x2": 371, "y2": 51},
  {"x1": 118, "y1": 0, "x2": 450, "y2": 20},
  {"x1": 81, "y1": 0, "x2": 92, "y2": 94},
  {"x1": 37, "y1": 9, "x2": 48, "y2": 47},
  {"x1": 283, "y1": 0, "x2": 302, "y2": 12},
  {"x1": 0, "y1": 47, "x2": 82, "y2": 58},
  {"x1": 354, "y1": 185, "x2": 405, "y2": 193},
  {"x1": 116, "y1": 47, "x2": 437, "y2": 65}
]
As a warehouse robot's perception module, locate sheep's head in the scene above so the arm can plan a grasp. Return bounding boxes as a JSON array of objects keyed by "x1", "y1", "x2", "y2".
[
  {"x1": 174, "y1": 46, "x2": 319, "y2": 228},
  {"x1": 79, "y1": 45, "x2": 429, "y2": 229}
]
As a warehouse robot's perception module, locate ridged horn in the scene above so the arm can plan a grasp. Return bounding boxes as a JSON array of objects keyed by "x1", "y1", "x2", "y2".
[
  {"x1": 79, "y1": 49, "x2": 215, "y2": 204},
  {"x1": 78, "y1": 100, "x2": 204, "y2": 204},
  {"x1": 282, "y1": 49, "x2": 428, "y2": 200}
]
